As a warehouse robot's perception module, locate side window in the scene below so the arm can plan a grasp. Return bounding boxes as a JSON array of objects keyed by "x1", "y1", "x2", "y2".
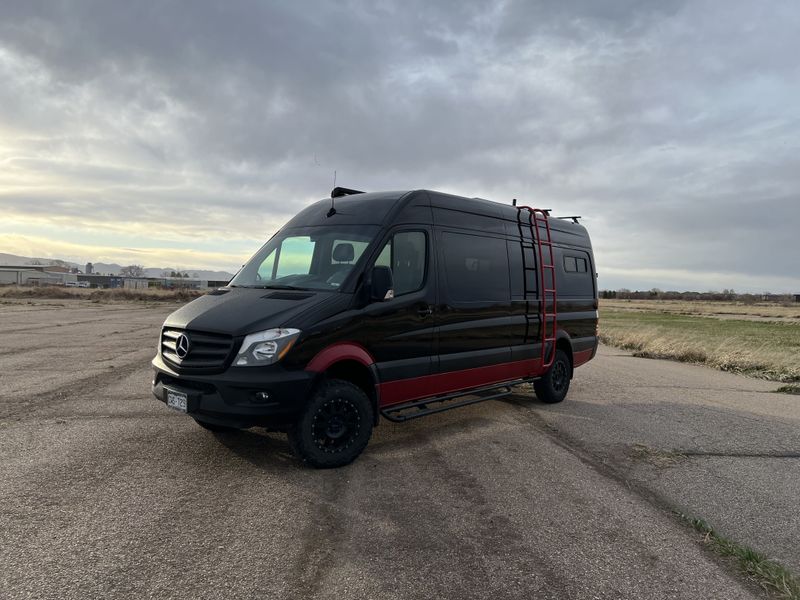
[
  {"x1": 375, "y1": 231, "x2": 426, "y2": 296},
  {"x1": 559, "y1": 250, "x2": 594, "y2": 297},
  {"x1": 442, "y1": 232, "x2": 510, "y2": 302}
]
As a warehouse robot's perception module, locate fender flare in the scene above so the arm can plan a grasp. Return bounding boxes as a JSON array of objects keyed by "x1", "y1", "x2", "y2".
[
  {"x1": 304, "y1": 342, "x2": 375, "y2": 372},
  {"x1": 554, "y1": 329, "x2": 574, "y2": 365},
  {"x1": 305, "y1": 342, "x2": 381, "y2": 425}
]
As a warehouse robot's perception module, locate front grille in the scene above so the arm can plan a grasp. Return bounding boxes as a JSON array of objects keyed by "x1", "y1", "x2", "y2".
[{"x1": 161, "y1": 327, "x2": 235, "y2": 371}]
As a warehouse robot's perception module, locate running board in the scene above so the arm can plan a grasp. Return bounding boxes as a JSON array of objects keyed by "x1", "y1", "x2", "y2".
[{"x1": 380, "y1": 378, "x2": 532, "y2": 423}]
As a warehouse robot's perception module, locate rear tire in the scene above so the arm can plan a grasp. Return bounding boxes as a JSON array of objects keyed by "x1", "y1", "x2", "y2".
[
  {"x1": 534, "y1": 348, "x2": 572, "y2": 404},
  {"x1": 288, "y1": 379, "x2": 373, "y2": 468},
  {"x1": 193, "y1": 418, "x2": 239, "y2": 433}
]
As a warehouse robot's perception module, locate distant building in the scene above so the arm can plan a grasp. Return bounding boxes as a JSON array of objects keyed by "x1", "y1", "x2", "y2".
[
  {"x1": 0, "y1": 267, "x2": 66, "y2": 286},
  {"x1": 86, "y1": 262, "x2": 94, "y2": 274}
]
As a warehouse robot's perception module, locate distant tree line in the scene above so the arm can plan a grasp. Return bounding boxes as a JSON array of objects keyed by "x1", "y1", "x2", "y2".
[{"x1": 600, "y1": 289, "x2": 798, "y2": 303}]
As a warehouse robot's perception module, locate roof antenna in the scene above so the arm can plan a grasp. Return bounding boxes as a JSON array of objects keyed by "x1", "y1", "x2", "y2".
[{"x1": 328, "y1": 170, "x2": 337, "y2": 217}]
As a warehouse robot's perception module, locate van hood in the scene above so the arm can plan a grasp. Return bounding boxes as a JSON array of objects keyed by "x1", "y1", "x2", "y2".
[{"x1": 163, "y1": 288, "x2": 342, "y2": 336}]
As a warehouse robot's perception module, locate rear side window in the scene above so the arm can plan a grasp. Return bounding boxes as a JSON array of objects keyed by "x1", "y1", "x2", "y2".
[
  {"x1": 376, "y1": 231, "x2": 426, "y2": 296},
  {"x1": 442, "y1": 232, "x2": 510, "y2": 302},
  {"x1": 559, "y1": 250, "x2": 594, "y2": 296},
  {"x1": 563, "y1": 256, "x2": 588, "y2": 273}
]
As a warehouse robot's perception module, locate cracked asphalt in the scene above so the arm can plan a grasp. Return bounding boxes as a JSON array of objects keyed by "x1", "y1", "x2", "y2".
[
  {"x1": 1, "y1": 299, "x2": 794, "y2": 599},
  {"x1": 535, "y1": 346, "x2": 800, "y2": 574}
]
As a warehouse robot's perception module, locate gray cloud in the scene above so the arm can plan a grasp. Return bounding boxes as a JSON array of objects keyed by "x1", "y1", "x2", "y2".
[{"x1": 1, "y1": 0, "x2": 799, "y2": 291}]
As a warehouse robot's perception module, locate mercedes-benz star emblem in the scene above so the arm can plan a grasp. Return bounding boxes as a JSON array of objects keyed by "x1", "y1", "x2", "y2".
[{"x1": 175, "y1": 334, "x2": 191, "y2": 359}]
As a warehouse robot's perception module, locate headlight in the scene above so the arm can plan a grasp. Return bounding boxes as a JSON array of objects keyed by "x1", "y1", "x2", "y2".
[{"x1": 234, "y1": 328, "x2": 301, "y2": 367}]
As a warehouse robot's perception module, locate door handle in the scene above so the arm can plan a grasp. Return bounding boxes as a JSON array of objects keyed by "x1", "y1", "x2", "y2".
[{"x1": 418, "y1": 306, "x2": 433, "y2": 317}]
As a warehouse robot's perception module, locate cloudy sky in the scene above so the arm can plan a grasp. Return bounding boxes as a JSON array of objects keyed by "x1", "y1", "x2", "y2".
[{"x1": 1, "y1": 0, "x2": 798, "y2": 291}]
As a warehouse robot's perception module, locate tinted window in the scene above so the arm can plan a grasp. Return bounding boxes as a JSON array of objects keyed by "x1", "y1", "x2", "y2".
[
  {"x1": 375, "y1": 231, "x2": 426, "y2": 296},
  {"x1": 442, "y1": 232, "x2": 510, "y2": 302},
  {"x1": 558, "y1": 250, "x2": 594, "y2": 297},
  {"x1": 507, "y1": 240, "x2": 537, "y2": 299}
]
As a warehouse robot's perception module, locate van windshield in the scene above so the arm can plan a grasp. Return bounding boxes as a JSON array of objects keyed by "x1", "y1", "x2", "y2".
[{"x1": 229, "y1": 225, "x2": 380, "y2": 291}]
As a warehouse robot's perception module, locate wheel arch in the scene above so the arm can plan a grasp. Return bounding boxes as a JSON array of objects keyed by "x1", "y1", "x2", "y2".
[
  {"x1": 305, "y1": 343, "x2": 381, "y2": 425},
  {"x1": 555, "y1": 331, "x2": 574, "y2": 373}
]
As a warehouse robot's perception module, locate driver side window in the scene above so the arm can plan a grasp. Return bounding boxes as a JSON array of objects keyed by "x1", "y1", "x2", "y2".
[{"x1": 375, "y1": 231, "x2": 426, "y2": 296}]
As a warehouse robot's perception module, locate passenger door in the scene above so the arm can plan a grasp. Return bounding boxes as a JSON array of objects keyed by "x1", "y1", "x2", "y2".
[{"x1": 361, "y1": 228, "x2": 437, "y2": 399}]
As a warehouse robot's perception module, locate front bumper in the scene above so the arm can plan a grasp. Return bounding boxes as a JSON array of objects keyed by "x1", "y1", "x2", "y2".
[{"x1": 151, "y1": 353, "x2": 314, "y2": 428}]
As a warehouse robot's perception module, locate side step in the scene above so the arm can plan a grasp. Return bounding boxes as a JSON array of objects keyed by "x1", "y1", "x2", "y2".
[{"x1": 380, "y1": 378, "x2": 532, "y2": 423}]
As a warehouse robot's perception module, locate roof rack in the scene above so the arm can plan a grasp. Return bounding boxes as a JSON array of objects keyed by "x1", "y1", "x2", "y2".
[
  {"x1": 331, "y1": 187, "x2": 366, "y2": 198},
  {"x1": 555, "y1": 216, "x2": 582, "y2": 224}
]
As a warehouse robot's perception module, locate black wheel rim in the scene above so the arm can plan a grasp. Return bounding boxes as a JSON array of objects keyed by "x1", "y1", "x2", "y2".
[
  {"x1": 552, "y1": 360, "x2": 569, "y2": 393},
  {"x1": 311, "y1": 397, "x2": 361, "y2": 453}
]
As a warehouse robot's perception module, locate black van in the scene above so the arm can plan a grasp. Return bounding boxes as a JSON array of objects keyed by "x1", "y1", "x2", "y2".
[{"x1": 152, "y1": 188, "x2": 598, "y2": 467}]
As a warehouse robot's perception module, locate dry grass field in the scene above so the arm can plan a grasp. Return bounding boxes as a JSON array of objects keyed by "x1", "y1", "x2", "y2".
[
  {"x1": 602, "y1": 299, "x2": 800, "y2": 322},
  {"x1": 600, "y1": 300, "x2": 800, "y2": 382},
  {"x1": 0, "y1": 285, "x2": 203, "y2": 303}
]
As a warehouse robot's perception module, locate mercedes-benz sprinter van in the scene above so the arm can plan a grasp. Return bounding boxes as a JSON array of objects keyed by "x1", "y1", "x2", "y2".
[{"x1": 152, "y1": 188, "x2": 598, "y2": 467}]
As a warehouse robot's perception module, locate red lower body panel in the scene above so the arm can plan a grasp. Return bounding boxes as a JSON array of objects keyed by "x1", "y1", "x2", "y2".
[
  {"x1": 573, "y1": 348, "x2": 593, "y2": 368},
  {"x1": 378, "y1": 345, "x2": 597, "y2": 407},
  {"x1": 378, "y1": 358, "x2": 545, "y2": 407}
]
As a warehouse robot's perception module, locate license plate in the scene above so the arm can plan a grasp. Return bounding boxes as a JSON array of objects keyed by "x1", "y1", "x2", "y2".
[{"x1": 166, "y1": 389, "x2": 188, "y2": 412}]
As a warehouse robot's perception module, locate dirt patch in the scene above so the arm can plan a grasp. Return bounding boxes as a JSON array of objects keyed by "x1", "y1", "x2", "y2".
[{"x1": 627, "y1": 443, "x2": 687, "y2": 468}]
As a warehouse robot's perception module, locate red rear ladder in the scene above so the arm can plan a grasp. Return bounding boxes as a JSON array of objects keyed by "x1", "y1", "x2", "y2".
[{"x1": 516, "y1": 206, "x2": 558, "y2": 371}]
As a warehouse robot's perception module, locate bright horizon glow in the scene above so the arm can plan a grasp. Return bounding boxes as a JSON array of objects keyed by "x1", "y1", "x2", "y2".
[{"x1": 2, "y1": 1, "x2": 799, "y2": 293}]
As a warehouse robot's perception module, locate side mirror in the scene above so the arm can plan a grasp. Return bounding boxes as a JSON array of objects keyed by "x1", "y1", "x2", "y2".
[{"x1": 369, "y1": 266, "x2": 394, "y2": 301}]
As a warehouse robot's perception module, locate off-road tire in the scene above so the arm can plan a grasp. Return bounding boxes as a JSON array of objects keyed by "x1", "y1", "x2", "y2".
[
  {"x1": 288, "y1": 379, "x2": 374, "y2": 469},
  {"x1": 533, "y1": 348, "x2": 572, "y2": 404},
  {"x1": 193, "y1": 418, "x2": 239, "y2": 433}
]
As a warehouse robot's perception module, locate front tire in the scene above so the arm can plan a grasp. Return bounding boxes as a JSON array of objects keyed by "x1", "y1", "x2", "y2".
[
  {"x1": 288, "y1": 379, "x2": 374, "y2": 468},
  {"x1": 534, "y1": 348, "x2": 572, "y2": 404}
]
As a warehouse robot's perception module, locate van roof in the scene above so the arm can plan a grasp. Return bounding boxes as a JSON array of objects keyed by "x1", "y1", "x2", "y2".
[{"x1": 284, "y1": 190, "x2": 590, "y2": 246}]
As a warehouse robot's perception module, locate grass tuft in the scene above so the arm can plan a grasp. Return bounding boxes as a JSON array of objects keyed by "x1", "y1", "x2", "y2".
[
  {"x1": 627, "y1": 443, "x2": 686, "y2": 468},
  {"x1": 775, "y1": 385, "x2": 800, "y2": 395},
  {"x1": 685, "y1": 515, "x2": 800, "y2": 599}
]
